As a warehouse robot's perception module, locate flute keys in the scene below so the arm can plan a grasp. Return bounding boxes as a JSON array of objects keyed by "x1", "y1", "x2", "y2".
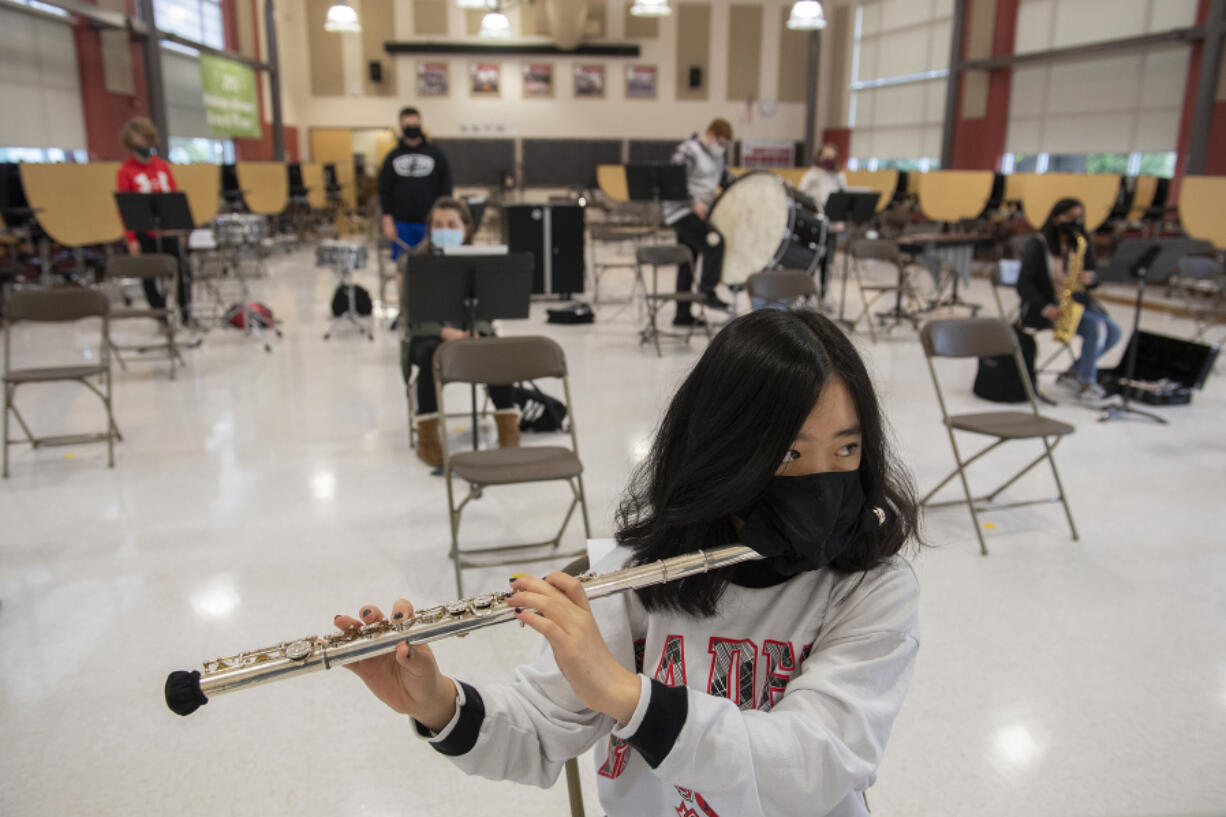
[
  {"x1": 470, "y1": 594, "x2": 496, "y2": 617},
  {"x1": 284, "y1": 639, "x2": 313, "y2": 661},
  {"x1": 445, "y1": 601, "x2": 469, "y2": 617},
  {"x1": 415, "y1": 605, "x2": 446, "y2": 624}
]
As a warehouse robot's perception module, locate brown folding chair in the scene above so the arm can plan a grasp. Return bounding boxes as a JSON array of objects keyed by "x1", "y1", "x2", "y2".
[
  {"x1": 3, "y1": 287, "x2": 119, "y2": 478},
  {"x1": 588, "y1": 222, "x2": 653, "y2": 306},
  {"x1": 434, "y1": 336, "x2": 590, "y2": 596},
  {"x1": 105, "y1": 254, "x2": 184, "y2": 379},
  {"x1": 746, "y1": 270, "x2": 819, "y2": 309},
  {"x1": 848, "y1": 238, "x2": 907, "y2": 344},
  {"x1": 919, "y1": 317, "x2": 1078, "y2": 555},
  {"x1": 638, "y1": 244, "x2": 711, "y2": 357}
]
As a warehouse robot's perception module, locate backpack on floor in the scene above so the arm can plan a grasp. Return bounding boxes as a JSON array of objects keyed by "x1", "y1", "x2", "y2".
[
  {"x1": 512, "y1": 383, "x2": 568, "y2": 432},
  {"x1": 973, "y1": 325, "x2": 1037, "y2": 403},
  {"x1": 331, "y1": 284, "x2": 373, "y2": 317},
  {"x1": 547, "y1": 302, "x2": 595, "y2": 324},
  {"x1": 224, "y1": 302, "x2": 275, "y2": 329}
]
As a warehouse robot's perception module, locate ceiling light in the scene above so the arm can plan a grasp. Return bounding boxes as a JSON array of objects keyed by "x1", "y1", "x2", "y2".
[
  {"x1": 324, "y1": 1, "x2": 361, "y2": 32},
  {"x1": 479, "y1": 10, "x2": 511, "y2": 37},
  {"x1": 629, "y1": 0, "x2": 671, "y2": 17},
  {"x1": 786, "y1": 0, "x2": 827, "y2": 30}
]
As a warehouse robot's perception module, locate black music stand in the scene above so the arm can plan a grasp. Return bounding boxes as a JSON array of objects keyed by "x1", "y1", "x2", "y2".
[
  {"x1": 114, "y1": 192, "x2": 194, "y2": 254},
  {"x1": 406, "y1": 252, "x2": 533, "y2": 455},
  {"x1": 826, "y1": 191, "x2": 882, "y2": 324},
  {"x1": 626, "y1": 163, "x2": 689, "y2": 228},
  {"x1": 1095, "y1": 237, "x2": 1213, "y2": 424}
]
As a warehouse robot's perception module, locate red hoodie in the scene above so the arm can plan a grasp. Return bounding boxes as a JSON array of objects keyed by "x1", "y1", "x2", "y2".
[{"x1": 116, "y1": 156, "x2": 178, "y2": 244}]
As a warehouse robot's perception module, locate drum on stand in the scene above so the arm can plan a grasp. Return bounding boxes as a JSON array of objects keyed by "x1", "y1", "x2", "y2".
[
  {"x1": 316, "y1": 239, "x2": 373, "y2": 341},
  {"x1": 707, "y1": 171, "x2": 827, "y2": 287},
  {"x1": 213, "y1": 214, "x2": 268, "y2": 247},
  {"x1": 210, "y1": 214, "x2": 279, "y2": 351},
  {"x1": 315, "y1": 239, "x2": 368, "y2": 271}
]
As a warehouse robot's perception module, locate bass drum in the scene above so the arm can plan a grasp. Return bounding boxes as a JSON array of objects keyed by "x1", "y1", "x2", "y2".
[{"x1": 707, "y1": 171, "x2": 827, "y2": 286}]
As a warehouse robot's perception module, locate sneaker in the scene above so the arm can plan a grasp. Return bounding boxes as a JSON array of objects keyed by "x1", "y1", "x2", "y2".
[{"x1": 700, "y1": 292, "x2": 731, "y2": 311}]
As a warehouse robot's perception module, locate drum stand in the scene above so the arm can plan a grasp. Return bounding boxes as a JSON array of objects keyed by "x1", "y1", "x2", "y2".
[
  {"x1": 324, "y1": 262, "x2": 374, "y2": 341},
  {"x1": 221, "y1": 241, "x2": 280, "y2": 352}
]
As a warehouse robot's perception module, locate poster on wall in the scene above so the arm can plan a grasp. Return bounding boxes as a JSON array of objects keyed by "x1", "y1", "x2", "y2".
[
  {"x1": 625, "y1": 64, "x2": 657, "y2": 99},
  {"x1": 523, "y1": 63, "x2": 553, "y2": 98},
  {"x1": 470, "y1": 63, "x2": 501, "y2": 97},
  {"x1": 574, "y1": 64, "x2": 605, "y2": 98},
  {"x1": 417, "y1": 62, "x2": 449, "y2": 97},
  {"x1": 199, "y1": 55, "x2": 261, "y2": 138},
  {"x1": 741, "y1": 141, "x2": 796, "y2": 169}
]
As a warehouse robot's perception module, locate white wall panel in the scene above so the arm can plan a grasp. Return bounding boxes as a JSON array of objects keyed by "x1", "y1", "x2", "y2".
[
  {"x1": 924, "y1": 78, "x2": 947, "y2": 124},
  {"x1": 877, "y1": 28, "x2": 933, "y2": 77},
  {"x1": 1006, "y1": 116, "x2": 1042, "y2": 154},
  {"x1": 873, "y1": 126, "x2": 923, "y2": 159},
  {"x1": 1045, "y1": 55, "x2": 1142, "y2": 115},
  {"x1": 1134, "y1": 110, "x2": 1182, "y2": 152},
  {"x1": 1015, "y1": 0, "x2": 1054, "y2": 52},
  {"x1": 859, "y1": 1, "x2": 882, "y2": 37},
  {"x1": 1010, "y1": 65, "x2": 1048, "y2": 116},
  {"x1": 855, "y1": 87, "x2": 878, "y2": 127},
  {"x1": 1042, "y1": 113, "x2": 1134, "y2": 154},
  {"x1": 1139, "y1": 49, "x2": 1191, "y2": 106},
  {"x1": 927, "y1": 19, "x2": 952, "y2": 71},
  {"x1": 0, "y1": 6, "x2": 86, "y2": 151},
  {"x1": 1052, "y1": 0, "x2": 1147, "y2": 48},
  {"x1": 857, "y1": 39, "x2": 879, "y2": 83},
  {"x1": 1149, "y1": 0, "x2": 1197, "y2": 29},
  {"x1": 880, "y1": 0, "x2": 935, "y2": 31},
  {"x1": 875, "y1": 84, "x2": 926, "y2": 126}
]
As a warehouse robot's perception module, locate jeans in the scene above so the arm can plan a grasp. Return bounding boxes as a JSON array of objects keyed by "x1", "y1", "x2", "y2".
[
  {"x1": 1073, "y1": 307, "x2": 1122, "y2": 385},
  {"x1": 672, "y1": 213, "x2": 724, "y2": 319},
  {"x1": 391, "y1": 222, "x2": 428, "y2": 261},
  {"x1": 409, "y1": 336, "x2": 515, "y2": 415},
  {"x1": 136, "y1": 233, "x2": 191, "y2": 319}
]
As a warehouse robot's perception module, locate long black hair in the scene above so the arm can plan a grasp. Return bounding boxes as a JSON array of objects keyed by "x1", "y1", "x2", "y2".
[
  {"x1": 616, "y1": 309, "x2": 920, "y2": 617},
  {"x1": 1041, "y1": 197, "x2": 1084, "y2": 253}
]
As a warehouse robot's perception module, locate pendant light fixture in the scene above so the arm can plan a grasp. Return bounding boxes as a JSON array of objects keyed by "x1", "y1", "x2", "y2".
[
  {"x1": 478, "y1": 9, "x2": 512, "y2": 37},
  {"x1": 324, "y1": 1, "x2": 361, "y2": 32},
  {"x1": 786, "y1": 0, "x2": 827, "y2": 30},
  {"x1": 629, "y1": 0, "x2": 671, "y2": 16}
]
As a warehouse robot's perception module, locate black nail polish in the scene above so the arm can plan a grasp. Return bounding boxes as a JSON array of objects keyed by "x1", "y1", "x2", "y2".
[
  {"x1": 392, "y1": 611, "x2": 403, "y2": 620},
  {"x1": 514, "y1": 607, "x2": 522, "y2": 614},
  {"x1": 361, "y1": 608, "x2": 372, "y2": 618},
  {"x1": 508, "y1": 577, "x2": 517, "y2": 583},
  {"x1": 334, "y1": 614, "x2": 343, "y2": 620}
]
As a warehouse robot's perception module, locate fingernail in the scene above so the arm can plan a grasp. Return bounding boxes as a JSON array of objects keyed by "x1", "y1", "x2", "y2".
[
  {"x1": 361, "y1": 608, "x2": 372, "y2": 618},
  {"x1": 392, "y1": 611, "x2": 404, "y2": 620},
  {"x1": 334, "y1": 614, "x2": 342, "y2": 620},
  {"x1": 508, "y1": 577, "x2": 517, "y2": 583},
  {"x1": 514, "y1": 607, "x2": 522, "y2": 614}
]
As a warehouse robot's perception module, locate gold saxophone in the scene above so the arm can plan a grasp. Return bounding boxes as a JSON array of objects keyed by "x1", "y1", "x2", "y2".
[{"x1": 1052, "y1": 232, "x2": 1087, "y2": 345}]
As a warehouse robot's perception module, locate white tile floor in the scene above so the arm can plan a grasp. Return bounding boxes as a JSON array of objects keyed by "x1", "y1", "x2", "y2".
[{"x1": 1, "y1": 245, "x2": 1224, "y2": 817}]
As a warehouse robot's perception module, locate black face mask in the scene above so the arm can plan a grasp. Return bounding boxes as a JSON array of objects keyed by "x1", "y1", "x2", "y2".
[
  {"x1": 737, "y1": 471, "x2": 883, "y2": 578},
  {"x1": 403, "y1": 126, "x2": 423, "y2": 142},
  {"x1": 133, "y1": 145, "x2": 153, "y2": 161}
]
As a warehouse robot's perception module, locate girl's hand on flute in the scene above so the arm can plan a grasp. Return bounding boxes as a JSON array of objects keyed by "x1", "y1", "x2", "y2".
[
  {"x1": 334, "y1": 602, "x2": 458, "y2": 731},
  {"x1": 506, "y1": 574, "x2": 642, "y2": 727}
]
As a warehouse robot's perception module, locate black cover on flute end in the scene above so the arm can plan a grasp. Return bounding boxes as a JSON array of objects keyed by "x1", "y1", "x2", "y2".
[{"x1": 166, "y1": 670, "x2": 209, "y2": 716}]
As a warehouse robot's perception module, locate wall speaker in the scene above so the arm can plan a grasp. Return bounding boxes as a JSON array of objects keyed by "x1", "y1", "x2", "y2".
[
  {"x1": 688, "y1": 66, "x2": 702, "y2": 89},
  {"x1": 368, "y1": 61, "x2": 383, "y2": 83}
]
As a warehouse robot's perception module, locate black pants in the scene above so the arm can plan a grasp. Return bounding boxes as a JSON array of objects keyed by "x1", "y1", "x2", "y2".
[
  {"x1": 672, "y1": 214, "x2": 724, "y2": 319},
  {"x1": 410, "y1": 336, "x2": 515, "y2": 415},
  {"x1": 136, "y1": 234, "x2": 192, "y2": 318},
  {"x1": 817, "y1": 230, "x2": 839, "y2": 299}
]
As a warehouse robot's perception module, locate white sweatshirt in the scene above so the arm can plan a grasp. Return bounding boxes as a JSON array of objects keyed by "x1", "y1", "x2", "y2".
[
  {"x1": 415, "y1": 546, "x2": 920, "y2": 817},
  {"x1": 662, "y1": 134, "x2": 733, "y2": 225},
  {"x1": 799, "y1": 167, "x2": 849, "y2": 214}
]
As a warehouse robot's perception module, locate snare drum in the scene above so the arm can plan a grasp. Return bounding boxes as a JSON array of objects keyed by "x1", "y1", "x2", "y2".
[
  {"x1": 315, "y1": 239, "x2": 368, "y2": 271},
  {"x1": 213, "y1": 214, "x2": 268, "y2": 246},
  {"x1": 708, "y1": 171, "x2": 827, "y2": 286}
]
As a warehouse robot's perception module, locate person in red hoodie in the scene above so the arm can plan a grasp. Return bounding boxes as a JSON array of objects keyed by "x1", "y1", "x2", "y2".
[{"x1": 115, "y1": 117, "x2": 192, "y2": 322}]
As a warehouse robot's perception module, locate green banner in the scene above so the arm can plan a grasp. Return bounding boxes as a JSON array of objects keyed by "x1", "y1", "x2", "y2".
[{"x1": 200, "y1": 55, "x2": 262, "y2": 139}]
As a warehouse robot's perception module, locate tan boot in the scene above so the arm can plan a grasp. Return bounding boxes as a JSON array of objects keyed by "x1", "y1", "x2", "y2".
[
  {"x1": 493, "y1": 408, "x2": 521, "y2": 449},
  {"x1": 415, "y1": 413, "x2": 443, "y2": 467}
]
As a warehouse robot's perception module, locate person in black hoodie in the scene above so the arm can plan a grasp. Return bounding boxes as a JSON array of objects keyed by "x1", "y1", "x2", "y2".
[
  {"x1": 379, "y1": 107, "x2": 454, "y2": 260},
  {"x1": 1016, "y1": 197, "x2": 1121, "y2": 400}
]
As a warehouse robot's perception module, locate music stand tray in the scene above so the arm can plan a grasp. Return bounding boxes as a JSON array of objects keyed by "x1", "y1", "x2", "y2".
[
  {"x1": 625, "y1": 163, "x2": 689, "y2": 203},
  {"x1": 114, "y1": 192, "x2": 195, "y2": 253},
  {"x1": 1095, "y1": 237, "x2": 1214, "y2": 424},
  {"x1": 827, "y1": 191, "x2": 883, "y2": 324}
]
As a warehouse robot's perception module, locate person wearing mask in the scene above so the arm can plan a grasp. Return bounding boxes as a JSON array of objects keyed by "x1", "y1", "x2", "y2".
[
  {"x1": 400, "y1": 197, "x2": 518, "y2": 467},
  {"x1": 799, "y1": 144, "x2": 849, "y2": 309},
  {"x1": 379, "y1": 107, "x2": 454, "y2": 261},
  {"x1": 663, "y1": 119, "x2": 734, "y2": 326},
  {"x1": 336, "y1": 308, "x2": 922, "y2": 817},
  {"x1": 115, "y1": 117, "x2": 192, "y2": 323},
  {"x1": 1016, "y1": 197, "x2": 1121, "y2": 401}
]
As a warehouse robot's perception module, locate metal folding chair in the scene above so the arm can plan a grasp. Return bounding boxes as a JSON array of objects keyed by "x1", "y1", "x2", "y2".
[
  {"x1": 847, "y1": 239, "x2": 909, "y2": 343},
  {"x1": 3, "y1": 287, "x2": 120, "y2": 478},
  {"x1": 746, "y1": 270, "x2": 819, "y2": 310},
  {"x1": 435, "y1": 336, "x2": 590, "y2": 596},
  {"x1": 105, "y1": 254, "x2": 185, "y2": 379},
  {"x1": 637, "y1": 244, "x2": 710, "y2": 357},
  {"x1": 919, "y1": 317, "x2": 1079, "y2": 555}
]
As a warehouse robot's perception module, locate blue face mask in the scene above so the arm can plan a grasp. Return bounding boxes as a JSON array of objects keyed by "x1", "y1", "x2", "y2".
[{"x1": 431, "y1": 228, "x2": 464, "y2": 248}]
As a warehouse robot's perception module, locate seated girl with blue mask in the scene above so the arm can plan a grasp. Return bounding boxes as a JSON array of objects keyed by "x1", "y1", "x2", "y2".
[{"x1": 399, "y1": 197, "x2": 520, "y2": 467}]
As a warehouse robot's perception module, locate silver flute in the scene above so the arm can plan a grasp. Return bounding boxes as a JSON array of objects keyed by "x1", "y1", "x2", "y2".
[{"x1": 165, "y1": 545, "x2": 762, "y2": 716}]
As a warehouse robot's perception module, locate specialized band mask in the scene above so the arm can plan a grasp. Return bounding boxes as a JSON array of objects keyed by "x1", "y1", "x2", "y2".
[
  {"x1": 403, "y1": 126, "x2": 424, "y2": 142},
  {"x1": 738, "y1": 471, "x2": 883, "y2": 577},
  {"x1": 818, "y1": 157, "x2": 838, "y2": 171},
  {"x1": 431, "y1": 228, "x2": 465, "y2": 248}
]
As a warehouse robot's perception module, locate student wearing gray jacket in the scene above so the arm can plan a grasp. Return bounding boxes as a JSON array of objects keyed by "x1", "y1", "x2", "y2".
[
  {"x1": 336, "y1": 309, "x2": 923, "y2": 817},
  {"x1": 662, "y1": 119, "x2": 735, "y2": 325}
]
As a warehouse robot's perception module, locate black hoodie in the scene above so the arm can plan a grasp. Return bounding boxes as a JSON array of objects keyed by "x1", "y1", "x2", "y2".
[{"x1": 377, "y1": 140, "x2": 454, "y2": 224}]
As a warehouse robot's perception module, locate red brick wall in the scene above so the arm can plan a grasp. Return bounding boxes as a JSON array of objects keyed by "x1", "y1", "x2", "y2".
[{"x1": 75, "y1": 0, "x2": 149, "y2": 160}]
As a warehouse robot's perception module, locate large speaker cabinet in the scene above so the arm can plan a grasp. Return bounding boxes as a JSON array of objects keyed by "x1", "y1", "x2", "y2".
[{"x1": 503, "y1": 203, "x2": 585, "y2": 296}]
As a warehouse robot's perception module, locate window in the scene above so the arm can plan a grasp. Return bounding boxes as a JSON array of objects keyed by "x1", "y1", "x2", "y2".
[
  {"x1": 168, "y1": 137, "x2": 234, "y2": 164},
  {"x1": 1004, "y1": 151, "x2": 1176, "y2": 179},
  {"x1": 153, "y1": 0, "x2": 225, "y2": 51},
  {"x1": 0, "y1": 148, "x2": 87, "y2": 163},
  {"x1": 8, "y1": 1, "x2": 70, "y2": 17},
  {"x1": 848, "y1": 0, "x2": 952, "y2": 164}
]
